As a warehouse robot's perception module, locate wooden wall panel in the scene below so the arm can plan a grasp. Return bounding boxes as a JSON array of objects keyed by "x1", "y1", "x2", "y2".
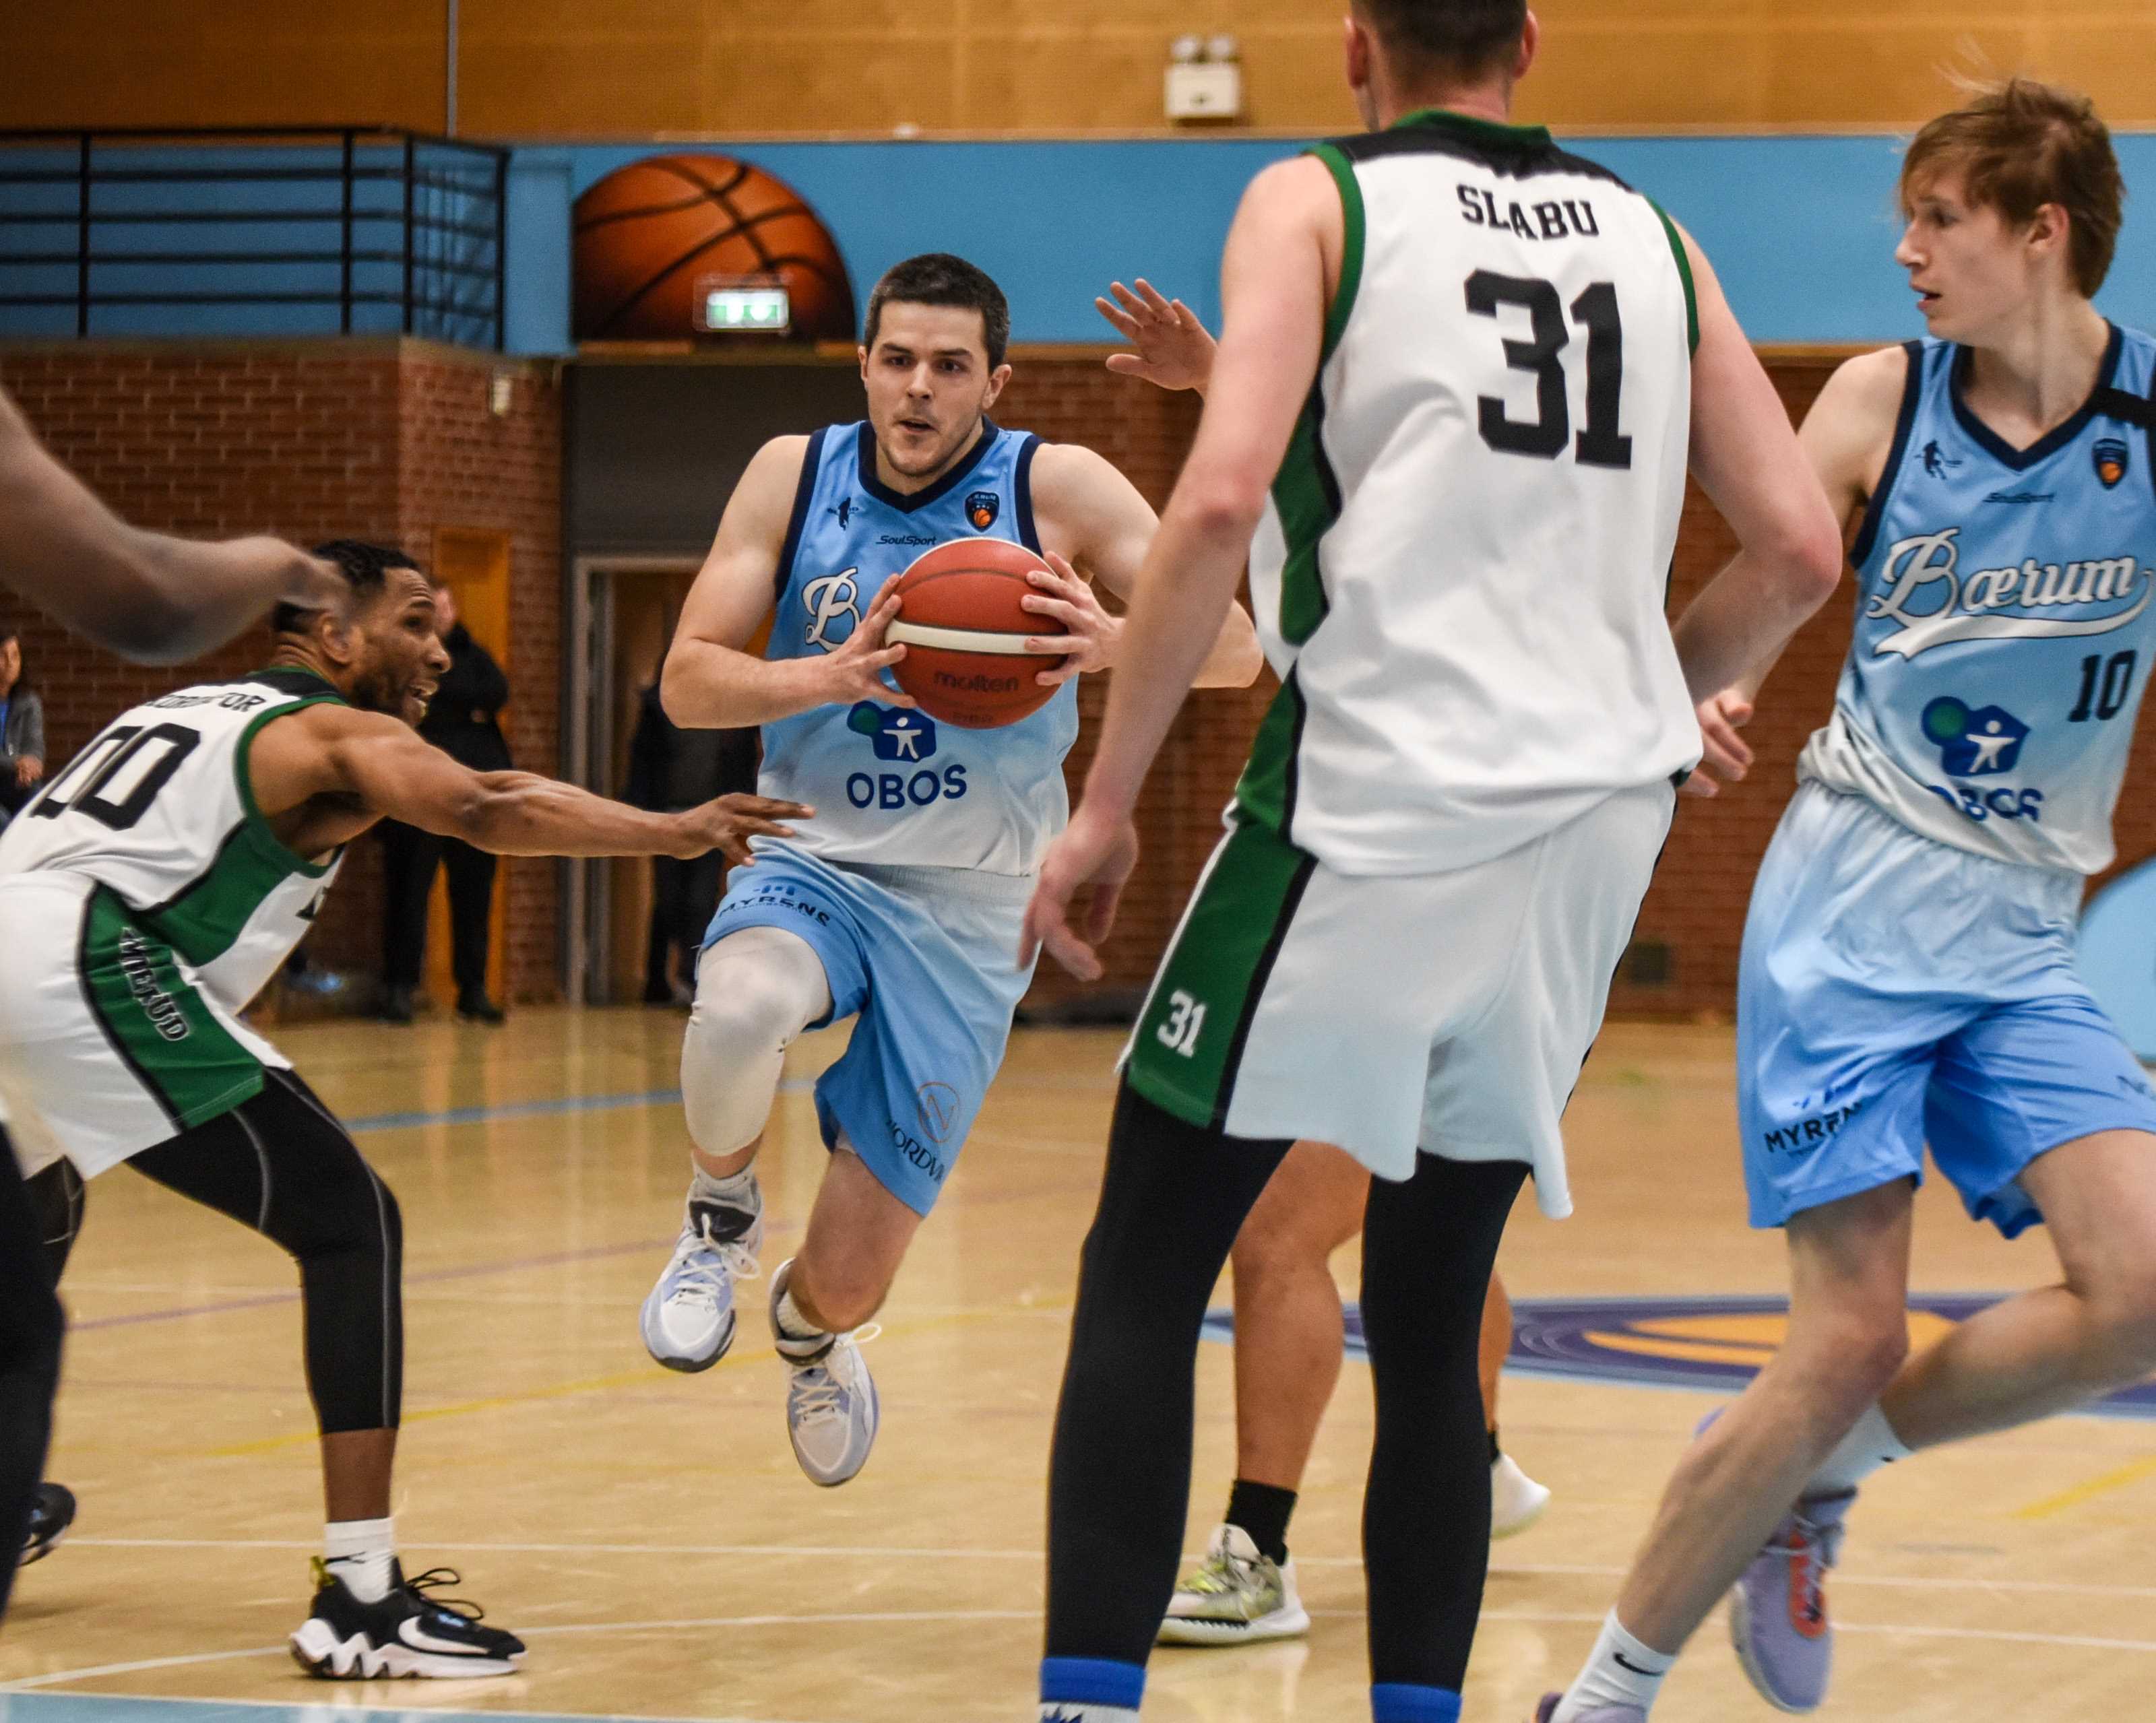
[
  {"x1": 5, "y1": 1, "x2": 2156, "y2": 141},
  {"x1": 0, "y1": 0, "x2": 447, "y2": 133}
]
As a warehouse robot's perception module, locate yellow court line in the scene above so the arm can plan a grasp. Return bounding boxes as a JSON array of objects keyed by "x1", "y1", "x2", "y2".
[
  {"x1": 197, "y1": 1305, "x2": 1038, "y2": 1459},
  {"x1": 2015, "y1": 1452, "x2": 2156, "y2": 1520}
]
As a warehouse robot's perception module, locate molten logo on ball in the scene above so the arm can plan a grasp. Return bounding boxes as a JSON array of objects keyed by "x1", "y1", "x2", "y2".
[{"x1": 889, "y1": 538, "x2": 1071, "y2": 728}]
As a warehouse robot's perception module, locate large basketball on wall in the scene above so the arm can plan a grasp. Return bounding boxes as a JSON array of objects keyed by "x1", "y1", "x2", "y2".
[
  {"x1": 887, "y1": 539, "x2": 1070, "y2": 729},
  {"x1": 572, "y1": 154, "x2": 855, "y2": 343}
]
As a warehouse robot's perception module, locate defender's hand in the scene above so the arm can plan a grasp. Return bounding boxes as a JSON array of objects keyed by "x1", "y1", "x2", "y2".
[
  {"x1": 1021, "y1": 552, "x2": 1121, "y2": 684},
  {"x1": 1097, "y1": 279, "x2": 1215, "y2": 395},
  {"x1": 819, "y1": 574, "x2": 918, "y2": 709},
  {"x1": 1021, "y1": 802, "x2": 1140, "y2": 981},
  {"x1": 1683, "y1": 690, "x2": 1754, "y2": 798},
  {"x1": 274, "y1": 544, "x2": 349, "y2": 615},
  {"x1": 671, "y1": 793, "x2": 814, "y2": 864}
]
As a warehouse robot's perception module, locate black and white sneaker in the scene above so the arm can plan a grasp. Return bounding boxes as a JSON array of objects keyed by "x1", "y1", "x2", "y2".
[
  {"x1": 290, "y1": 1558, "x2": 526, "y2": 1679},
  {"x1": 19, "y1": 1483, "x2": 75, "y2": 1566}
]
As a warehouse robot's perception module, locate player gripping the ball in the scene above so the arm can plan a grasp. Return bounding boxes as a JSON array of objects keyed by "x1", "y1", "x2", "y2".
[{"x1": 641, "y1": 252, "x2": 1261, "y2": 1487}]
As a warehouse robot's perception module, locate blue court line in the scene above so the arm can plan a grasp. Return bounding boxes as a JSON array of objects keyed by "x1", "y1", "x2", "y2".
[
  {"x1": 345, "y1": 1077, "x2": 811, "y2": 1135},
  {"x1": 0, "y1": 1697, "x2": 767, "y2": 1723}
]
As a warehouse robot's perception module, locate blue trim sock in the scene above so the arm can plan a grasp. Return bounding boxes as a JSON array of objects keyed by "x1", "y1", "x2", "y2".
[
  {"x1": 1040, "y1": 1656, "x2": 1145, "y2": 1720},
  {"x1": 1372, "y1": 1683, "x2": 1463, "y2": 1723}
]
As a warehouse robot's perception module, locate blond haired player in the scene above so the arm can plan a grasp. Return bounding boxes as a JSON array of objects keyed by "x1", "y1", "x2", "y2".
[{"x1": 1547, "y1": 78, "x2": 2156, "y2": 1723}]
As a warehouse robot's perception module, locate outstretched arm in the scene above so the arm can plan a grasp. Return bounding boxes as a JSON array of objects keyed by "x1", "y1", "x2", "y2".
[
  {"x1": 0, "y1": 386, "x2": 336, "y2": 663},
  {"x1": 253, "y1": 704, "x2": 810, "y2": 863},
  {"x1": 662, "y1": 435, "x2": 917, "y2": 729}
]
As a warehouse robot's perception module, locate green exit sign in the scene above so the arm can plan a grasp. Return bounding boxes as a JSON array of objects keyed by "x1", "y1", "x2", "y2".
[{"x1": 699, "y1": 286, "x2": 791, "y2": 333}]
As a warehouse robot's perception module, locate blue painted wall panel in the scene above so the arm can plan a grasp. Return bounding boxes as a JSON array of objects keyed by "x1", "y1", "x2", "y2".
[{"x1": 9, "y1": 133, "x2": 2156, "y2": 354}]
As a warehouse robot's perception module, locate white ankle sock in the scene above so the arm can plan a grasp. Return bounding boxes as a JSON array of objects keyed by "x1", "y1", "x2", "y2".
[
  {"x1": 773, "y1": 1282, "x2": 829, "y2": 1352},
  {"x1": 691, "y1": 1165, "x2": 758, "y2": 1208},
  {"x1": 323, "y1": 1516, "x2": 395, "y2": 1604},
  {"x1": 1556, "y1": 1611, "x2": 1674, "y2": 1720},
  {"x1": 1808, "y1": 1402, "x2": 1911, "y2": 1496}
]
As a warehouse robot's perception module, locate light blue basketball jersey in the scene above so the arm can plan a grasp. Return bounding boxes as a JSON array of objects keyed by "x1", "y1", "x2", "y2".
[
  {"x1": 1800, "y1": 325, "x2": 2156, "y2": 874},
  {"x1": 757, "y1": 419, "x2": 1079, "y2": 876}
]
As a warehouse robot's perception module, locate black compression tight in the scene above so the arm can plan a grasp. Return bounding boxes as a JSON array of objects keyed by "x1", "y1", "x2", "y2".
[
  {"x1": 0, "y1": 1134, "x2": 65, "y2": 1623},
  {"x1": 1043, "y1": 1083, "x2": 1528, "y2": 1695},
  {"x1": 1045, "y1": 1086, "x2": 1291, "y2": 1668},
  {"x1": 1360, "y1": 1151, "x2": 1528, "y2": 1690},
  {"x1": 38, "y1": 1070, "x2": 404, "y2": 1435}
]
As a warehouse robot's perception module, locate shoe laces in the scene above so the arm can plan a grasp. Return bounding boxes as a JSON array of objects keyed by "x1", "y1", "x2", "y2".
[
  {"x1": 404, "y1": 1566, "x2": 488, "y2": 1623},
  {"x1": 1184, "y1": 1542, "x2": 1267, "y2": 1600},
  {"x1": 790, "y1": 1326, "x2": 879, "y2": 1424},
  {"x1": 666, "y1": 1216, "x2": 761, "y2": 1308},
  {"x1": 1767, "y1": 1505, "x2": 1846, "y2": 1626}
]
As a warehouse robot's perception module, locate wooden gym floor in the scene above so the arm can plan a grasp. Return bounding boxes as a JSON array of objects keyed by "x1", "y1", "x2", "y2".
[{"x1": 0, "y1": 1010, "x2": 2149, "y2": 1722}]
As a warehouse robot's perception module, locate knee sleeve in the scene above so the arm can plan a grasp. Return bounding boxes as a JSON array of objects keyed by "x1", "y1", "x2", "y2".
[{"x1": 682, "y1": 925, "x2": 833, "y2": 1157}]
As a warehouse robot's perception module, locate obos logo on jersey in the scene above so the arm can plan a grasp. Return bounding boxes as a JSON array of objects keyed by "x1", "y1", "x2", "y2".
[
  {"x1": 848, "y1": 703, "x2": 936, "y2": 762},
  {"x1": 843, "y1": 702, "x2": 968, "y2": 811},
  {"x1": 965, "y1": 490, "x2": 1000, "y2": 531},
  {"x1": 1922, "y1": 696, "x2": 2029, "y2": 776}
]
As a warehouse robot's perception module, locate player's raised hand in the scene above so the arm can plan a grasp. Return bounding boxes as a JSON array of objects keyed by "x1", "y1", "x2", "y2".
[
  {"x1": 818, "y1": 574, "x2": 918, "y2": 709},
  {"x1": 670, "y1": 793, "x2": 814, "y2": 864},
  {"x1": 1683, "y1": 689, "x2": 1754, "y2": 798},
  {"x1": 1021, "y1": 802, "x2": 1141, "y2": 981},
  {"x1": 1097, "y1": 280, "x2": 1216, "y2": 395},
  {"x1": 1022, "y1": 552, "x2": 1122, "y2": 684}
]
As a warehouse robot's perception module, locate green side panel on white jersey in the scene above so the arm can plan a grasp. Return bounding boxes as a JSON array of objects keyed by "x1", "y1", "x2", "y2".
[
  {"x1": 1233, "y1": 141, "x2": 1365, "y2": 840},
  {"x1": 1127, "y1": 819, "x2": 1317, "y2": 1131},
  {"x1": 139, "y1": 693, "x2": 342, "y2": 968},
  {"x1": 81, "y1": 884, "x2": 265, "y2": 1131}
]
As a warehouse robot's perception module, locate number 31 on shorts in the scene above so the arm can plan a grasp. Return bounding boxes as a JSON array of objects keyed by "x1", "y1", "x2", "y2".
[{"x1": 1157, "y1": 990, "x2": 1207, "y2": 1058}]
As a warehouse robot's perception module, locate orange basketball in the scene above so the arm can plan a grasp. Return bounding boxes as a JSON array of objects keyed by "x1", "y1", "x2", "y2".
[
  {"x1": 572, "y1": 154, "x2": 855, "y2": 342},
  {"x1": 887, "y1": 539, "x2": 1070, "y2": 729}
]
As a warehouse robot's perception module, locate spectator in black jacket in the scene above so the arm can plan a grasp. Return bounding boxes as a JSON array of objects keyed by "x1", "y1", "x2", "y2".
[
  {"x1": 625, "y1": 668, "x2": 759, "y2": 1004},
  {"x1": 0, "y1": 630, "x2": 44, "y2": 823},
  {"x1": 377, "y1": 581, "x2": 513, "y2": 1023}
]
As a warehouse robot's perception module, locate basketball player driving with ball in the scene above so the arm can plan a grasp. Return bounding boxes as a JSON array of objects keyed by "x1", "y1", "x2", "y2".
[{"x1": 641, "y1": 252, "x2": 1261, "y2": 1489}]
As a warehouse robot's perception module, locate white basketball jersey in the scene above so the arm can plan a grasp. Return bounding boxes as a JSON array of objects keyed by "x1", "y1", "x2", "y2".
[
  {"x1": 1239, "y1": 108, "x2": 1701, "y2": 875},
  {"x1": 0, "y1": 668, "x2": 345, "y2": 1012}
]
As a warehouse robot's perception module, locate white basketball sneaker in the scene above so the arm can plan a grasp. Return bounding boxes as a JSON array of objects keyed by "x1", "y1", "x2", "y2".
[
  {"x1": 639, "y1": 1175, "x2": 762, "y2": 1372},
  {"x1": 1158, "y1": 1523, "x2": 1310, "y2": 1646},
  {"x1": 769, "y1": 1258, "x2": 880, "y2": 1487},
  {"x1": 1492, "y1": 1450, "x2": 1554, "y2": 1539}
]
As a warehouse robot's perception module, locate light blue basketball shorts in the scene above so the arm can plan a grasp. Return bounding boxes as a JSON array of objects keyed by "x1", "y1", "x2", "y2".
[
  {"x1": 702, "y1": 841, "x2": 1036, "y2": 1216},
  {"x1": 1738, "y1": 783, "x2": 2156, "y2": 1237}
]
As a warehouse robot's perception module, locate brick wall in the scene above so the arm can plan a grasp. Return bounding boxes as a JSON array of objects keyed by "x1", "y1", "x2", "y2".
[
  {"x1": 396, "y1": 354, "x2": 563, "y2": 1000},
  {"x1": 0, "y1": 338, "x2": 563, "y2": 1003},
  {"x1": 12, "y1": 343, "x2": 2153, "y2": 1022}
]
